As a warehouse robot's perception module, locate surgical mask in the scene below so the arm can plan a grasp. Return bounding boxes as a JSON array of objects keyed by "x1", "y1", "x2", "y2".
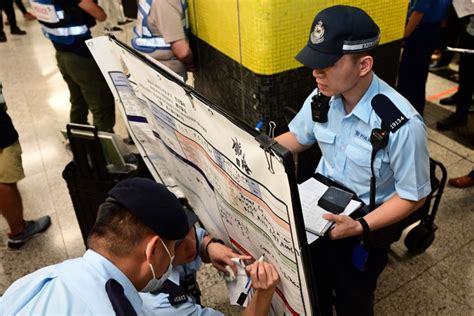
[{"x1": 140, "y1": 239, "x2": 174, "y2": 293}]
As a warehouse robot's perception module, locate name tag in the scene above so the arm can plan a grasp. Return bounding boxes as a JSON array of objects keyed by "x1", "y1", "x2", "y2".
[{"x1": 29, "y1": 1, "x2": 60, "y2": 23}]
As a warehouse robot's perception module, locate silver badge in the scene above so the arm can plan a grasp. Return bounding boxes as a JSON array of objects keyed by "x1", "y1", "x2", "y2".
[{"x1": 310, "y1": 21, "x2": 325, "y2": 44}]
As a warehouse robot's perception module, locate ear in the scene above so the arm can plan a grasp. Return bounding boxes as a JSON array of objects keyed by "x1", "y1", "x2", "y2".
[
  {"x1": 359, "y1": 55, "x2": 373, "y2": 77},
  {"x1": 144, "y1": 235, "x2": 160, "y2": 262}
]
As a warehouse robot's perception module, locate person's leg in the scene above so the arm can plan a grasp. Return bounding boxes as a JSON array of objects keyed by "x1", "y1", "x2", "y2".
[
  {"x1": 397, "y1": 25, "x2": 438, "y2": 116},
  {"x1": 14, "y1": 0, "x2": 27, "y2": 15},
  {"x1": 56, "y1": 51, "x2": 90, "y2": 125},
  {"x1": 0, "y1": 141, "x2": 26, "y2": 235},
  {"x1": 437, "y1": 31, "x2": 474, "y2": 130},
  {"x1": 455, "y1": 32, "x2": 474, "y2": 117},
  {"x1": 15, "y1": 0, "x2": 36, "y2": 20},
  {"x1": 66, "y1": 54, "x2": 115, "y2": 132},
  {"x1": 0, "y1": 183, "x2": 25, "y2": 235},
  {"x1": 311, "y1": 238, "x2": 337, "y2": 315},
  {"x1": 0, "y1": 3, "x2": 6, "y2": 42},
  {"x1": 333, "y1": 239, "x2": 389, "y2": 316},
  {"x1": 4, "y1": 0, "x2": 26, "y2": 34}
]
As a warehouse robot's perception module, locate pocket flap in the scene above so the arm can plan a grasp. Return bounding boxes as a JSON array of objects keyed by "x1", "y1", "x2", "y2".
[{"x1": 314, "y1": 127, "x2": 336, "y2": 144}]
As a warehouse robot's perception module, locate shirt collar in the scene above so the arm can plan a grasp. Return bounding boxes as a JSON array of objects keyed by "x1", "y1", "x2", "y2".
[
  {"x1": 83, "y1": 250, "x2": 143, "y2": 313},
  {"x1": 351, "y1": 73, "x2": 379, "y2": 124},
  {"x1": 331, "y1": 73, "x2": 379, "y2": 124}
]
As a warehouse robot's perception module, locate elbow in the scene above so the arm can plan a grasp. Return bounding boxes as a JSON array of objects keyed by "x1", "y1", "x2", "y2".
[{"x1": 175, "y1": 49, "x2": 192, "y2": 62}]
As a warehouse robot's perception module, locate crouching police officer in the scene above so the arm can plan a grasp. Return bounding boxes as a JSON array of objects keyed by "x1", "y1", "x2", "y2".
[
  {"x1": 141, "y1": 210, "x2": 281, "y2": 315},
  {"x1": 0, "y1": 178, "x2": 192, "y2": 315},
  {"x1": 276, "y1": 5, "x2": 431, "y2": 316}
]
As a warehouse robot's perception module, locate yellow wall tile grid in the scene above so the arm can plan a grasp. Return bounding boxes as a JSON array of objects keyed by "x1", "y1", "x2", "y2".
[{"x1": 188, "y1": 0, "x2": 409, "y2": 75}]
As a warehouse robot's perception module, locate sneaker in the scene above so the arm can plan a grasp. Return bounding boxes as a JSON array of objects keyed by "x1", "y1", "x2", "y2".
[
  {"x1": 11, "y1": 28, "x2": 27, "y2": 35},
  {"x1": 439, "y1": 93, "x2": 458, "y2": 105},
  {"x1": 7, "y1": 216, "x2": 51, "y2": 249},
  {"x1": 0, "y1": 32, "x2": 6, "y2": 43}
]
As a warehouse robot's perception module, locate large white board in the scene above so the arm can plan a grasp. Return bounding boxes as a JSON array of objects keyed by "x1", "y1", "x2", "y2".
[{"x1": 87, "y1": 36, "x2": 313, "y2": 315}]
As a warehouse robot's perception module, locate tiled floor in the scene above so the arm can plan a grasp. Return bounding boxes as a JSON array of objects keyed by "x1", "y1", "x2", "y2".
[{"x1": 0, "y1": 13, "x2": 473, "y2": 316}]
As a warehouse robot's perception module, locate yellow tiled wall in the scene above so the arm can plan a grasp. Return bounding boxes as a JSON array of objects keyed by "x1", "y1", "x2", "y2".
[{"x1": 188, "y1": 0, "x2": 409, "y2": 75}]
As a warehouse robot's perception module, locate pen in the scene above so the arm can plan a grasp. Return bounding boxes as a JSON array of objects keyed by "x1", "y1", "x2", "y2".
[{"x1": 237, "y1": 255, "x2": 265, "y2": 305}]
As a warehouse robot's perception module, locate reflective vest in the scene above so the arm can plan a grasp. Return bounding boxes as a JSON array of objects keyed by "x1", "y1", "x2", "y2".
[
  {"x1": 132, "y1": 0, "x2": 188, "y2": 53},
  {"x1": 29, "y1": 0, "x2": 93, "y2": 45}
]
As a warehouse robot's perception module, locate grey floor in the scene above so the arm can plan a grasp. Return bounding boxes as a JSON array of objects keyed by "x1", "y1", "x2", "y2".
[{"x1": 0, "y1": 14, "x2": 473, "y2": 316}]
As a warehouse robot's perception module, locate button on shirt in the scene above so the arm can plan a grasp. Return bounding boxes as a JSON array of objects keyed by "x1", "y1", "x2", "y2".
[
  {"x1": 0, "y1": 250, "x2": 143, "y2": 315},
  {"x1": 141, "y1": 227, "x2": 224, "y2": 316},
  {"x1": 289, "y1": 74, "x2": 431, "y2": 205}
]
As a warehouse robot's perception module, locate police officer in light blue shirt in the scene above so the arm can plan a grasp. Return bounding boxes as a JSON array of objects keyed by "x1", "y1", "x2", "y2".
[
  {"x1": 276, "y1": 5, "x2": 431, "y2": 316},
  {"x1": 0, "y1": 178, "x2": 191, "y2": 315},
  {"x1": 141, "y1": 219, "x2": 281, "y2": 315}
]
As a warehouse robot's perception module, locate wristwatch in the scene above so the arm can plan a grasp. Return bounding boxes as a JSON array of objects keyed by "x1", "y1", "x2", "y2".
[{"x1": 356, "y1": 217, "x2": 371, "y2": 245}]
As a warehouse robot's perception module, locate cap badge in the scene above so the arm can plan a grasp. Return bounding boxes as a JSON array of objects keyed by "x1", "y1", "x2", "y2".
[{"x1": 310, "y1": 21, "x2": 325, "y2": 44}]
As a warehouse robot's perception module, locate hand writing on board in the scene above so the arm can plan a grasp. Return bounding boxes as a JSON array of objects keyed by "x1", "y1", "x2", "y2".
[
  {"x1": 246, "y1": 260, "x2": 280, "y2": 292},
  {"x1": 207, "y1": 242, "x2": 251, "y2": 275}
]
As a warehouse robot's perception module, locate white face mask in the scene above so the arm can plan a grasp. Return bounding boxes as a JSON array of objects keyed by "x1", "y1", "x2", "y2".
[{"x1": 140, "y1": 239, "x2": 174, "y2": 293}]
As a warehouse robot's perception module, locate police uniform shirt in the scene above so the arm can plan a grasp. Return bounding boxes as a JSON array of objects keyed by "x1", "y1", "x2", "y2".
[
  {"x1": 0, "y1": 250, "x2": 144, "y2": 315},
  {"x1": 141, "y1": 227, "x2": 224, "y2": 316},
  {"x1": 289, "y1": 74, "x2": 431, "y2": 205}
]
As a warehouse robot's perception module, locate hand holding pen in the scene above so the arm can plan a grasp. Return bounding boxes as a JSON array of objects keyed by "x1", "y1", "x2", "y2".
[{"x1": 237, "y1": 255, "x2": 280, "y2": 305}]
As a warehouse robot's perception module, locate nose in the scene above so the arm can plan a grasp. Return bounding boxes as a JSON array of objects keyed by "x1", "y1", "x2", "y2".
[{"x1": 312, "y1": 69, "x2": 325, "y2": 79}]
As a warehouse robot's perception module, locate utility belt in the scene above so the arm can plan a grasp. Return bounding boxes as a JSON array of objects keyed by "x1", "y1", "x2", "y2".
[{"x1": 314, "y1": 173, "x2": 400, "y2": 249}]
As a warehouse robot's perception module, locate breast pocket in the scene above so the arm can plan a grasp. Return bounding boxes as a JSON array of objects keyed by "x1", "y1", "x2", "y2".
[
  {"x1": 314, "y1": 126, "x2": 336, "y2": 167},
  {"x1": 345, "y1": 143, "x2": 382, "y2": 196}
]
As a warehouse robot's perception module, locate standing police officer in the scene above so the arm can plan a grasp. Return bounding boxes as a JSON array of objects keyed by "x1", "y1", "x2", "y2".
[
  {"x1": 276, "y1": 5, "x2": 431, "y2": 315},
  {"x1": 30, "y1": 0, "x2": 116, "y2": 132}
]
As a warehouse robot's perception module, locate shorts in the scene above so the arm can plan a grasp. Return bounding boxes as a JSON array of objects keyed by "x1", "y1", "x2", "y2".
[{"x1": 0, "y1": 140, "x2": 25, "y2": 184}]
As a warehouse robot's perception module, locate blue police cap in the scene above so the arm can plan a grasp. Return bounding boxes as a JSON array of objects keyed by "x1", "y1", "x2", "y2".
[
  {"x1": 108, "y1": 177, "x2": 191, "y2": 240},
  {"x1": 296, "y1": 5, "x2": 380, "y2": 69}
]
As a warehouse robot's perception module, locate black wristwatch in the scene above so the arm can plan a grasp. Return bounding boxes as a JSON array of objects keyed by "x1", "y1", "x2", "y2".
[{"x1": 356, "y1": 217, "x2": 371, "y2": 245}]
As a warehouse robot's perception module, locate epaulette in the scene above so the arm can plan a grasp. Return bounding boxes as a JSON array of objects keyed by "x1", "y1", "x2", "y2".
[{"x1": 371, "y1": 94, "x2": 409, "y2": 133}]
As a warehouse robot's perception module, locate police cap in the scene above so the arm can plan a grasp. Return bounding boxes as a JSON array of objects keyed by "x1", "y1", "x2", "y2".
[
  {"x1": 108, "y1": 177, "x2": 190, "y2": 240},
  {"x1": 296, "y1": 5, "x2": 380, "y2": 69}
]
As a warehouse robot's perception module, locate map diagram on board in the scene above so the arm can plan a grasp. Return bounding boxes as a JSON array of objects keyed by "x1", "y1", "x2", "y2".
[{"x1": 86, "y1": 36, "x2": 314, "y2": 315}]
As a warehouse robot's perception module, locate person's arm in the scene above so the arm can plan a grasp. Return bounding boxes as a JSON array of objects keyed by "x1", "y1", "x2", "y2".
[
  {"x1": 78, "y1": 0, "x2": 106, "y2": 21},
  {"x1": 201, "y1": 235, "x2": 250, "y2": 274},
  {"x1": 322, "y1": 194, "x2": 426, "y2": 239},
  {"x1": 275, "y1": 132, "x2": 311, "y2": 154},
  {"x1": 404, "y1": 11, "x2": 424, "y2": 39},
  {"x1": 241, "y1": 261, "x2": 280, "y2": 316},
  {"x1": 170, "y1": 39, "x2": 194, "y2": 69}
]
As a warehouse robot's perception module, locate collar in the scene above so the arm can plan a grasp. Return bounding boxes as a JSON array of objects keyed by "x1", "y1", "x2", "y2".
[
  {"x1": 331, "y1": 73, "x2": 379, "y2": 124},
  {"x1": 83, "y1": 250, "x2": 143, "y2": 313},
  {"x1": 351, "y1": 73, "x2": 379, "y2": 124}
]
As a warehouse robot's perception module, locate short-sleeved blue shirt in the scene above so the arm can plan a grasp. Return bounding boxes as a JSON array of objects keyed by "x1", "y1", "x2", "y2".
[
  {"x1": 141, "y1": 227, "x2": 224, "y2": 316},
  {"x1": 0, "y1": 250, "x2": 144, "y2": 315},
  {"x1": 408, "y1": 0, "x2": 452, "y2": 24},
  {"x1": 289, "y1": 74, "x2": 431, "y2": 205}
]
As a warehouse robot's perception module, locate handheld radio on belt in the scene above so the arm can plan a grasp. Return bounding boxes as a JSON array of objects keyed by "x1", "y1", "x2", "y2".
[{"x1": 369, "y1": 94, "x2": 408, "y2": 211}]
